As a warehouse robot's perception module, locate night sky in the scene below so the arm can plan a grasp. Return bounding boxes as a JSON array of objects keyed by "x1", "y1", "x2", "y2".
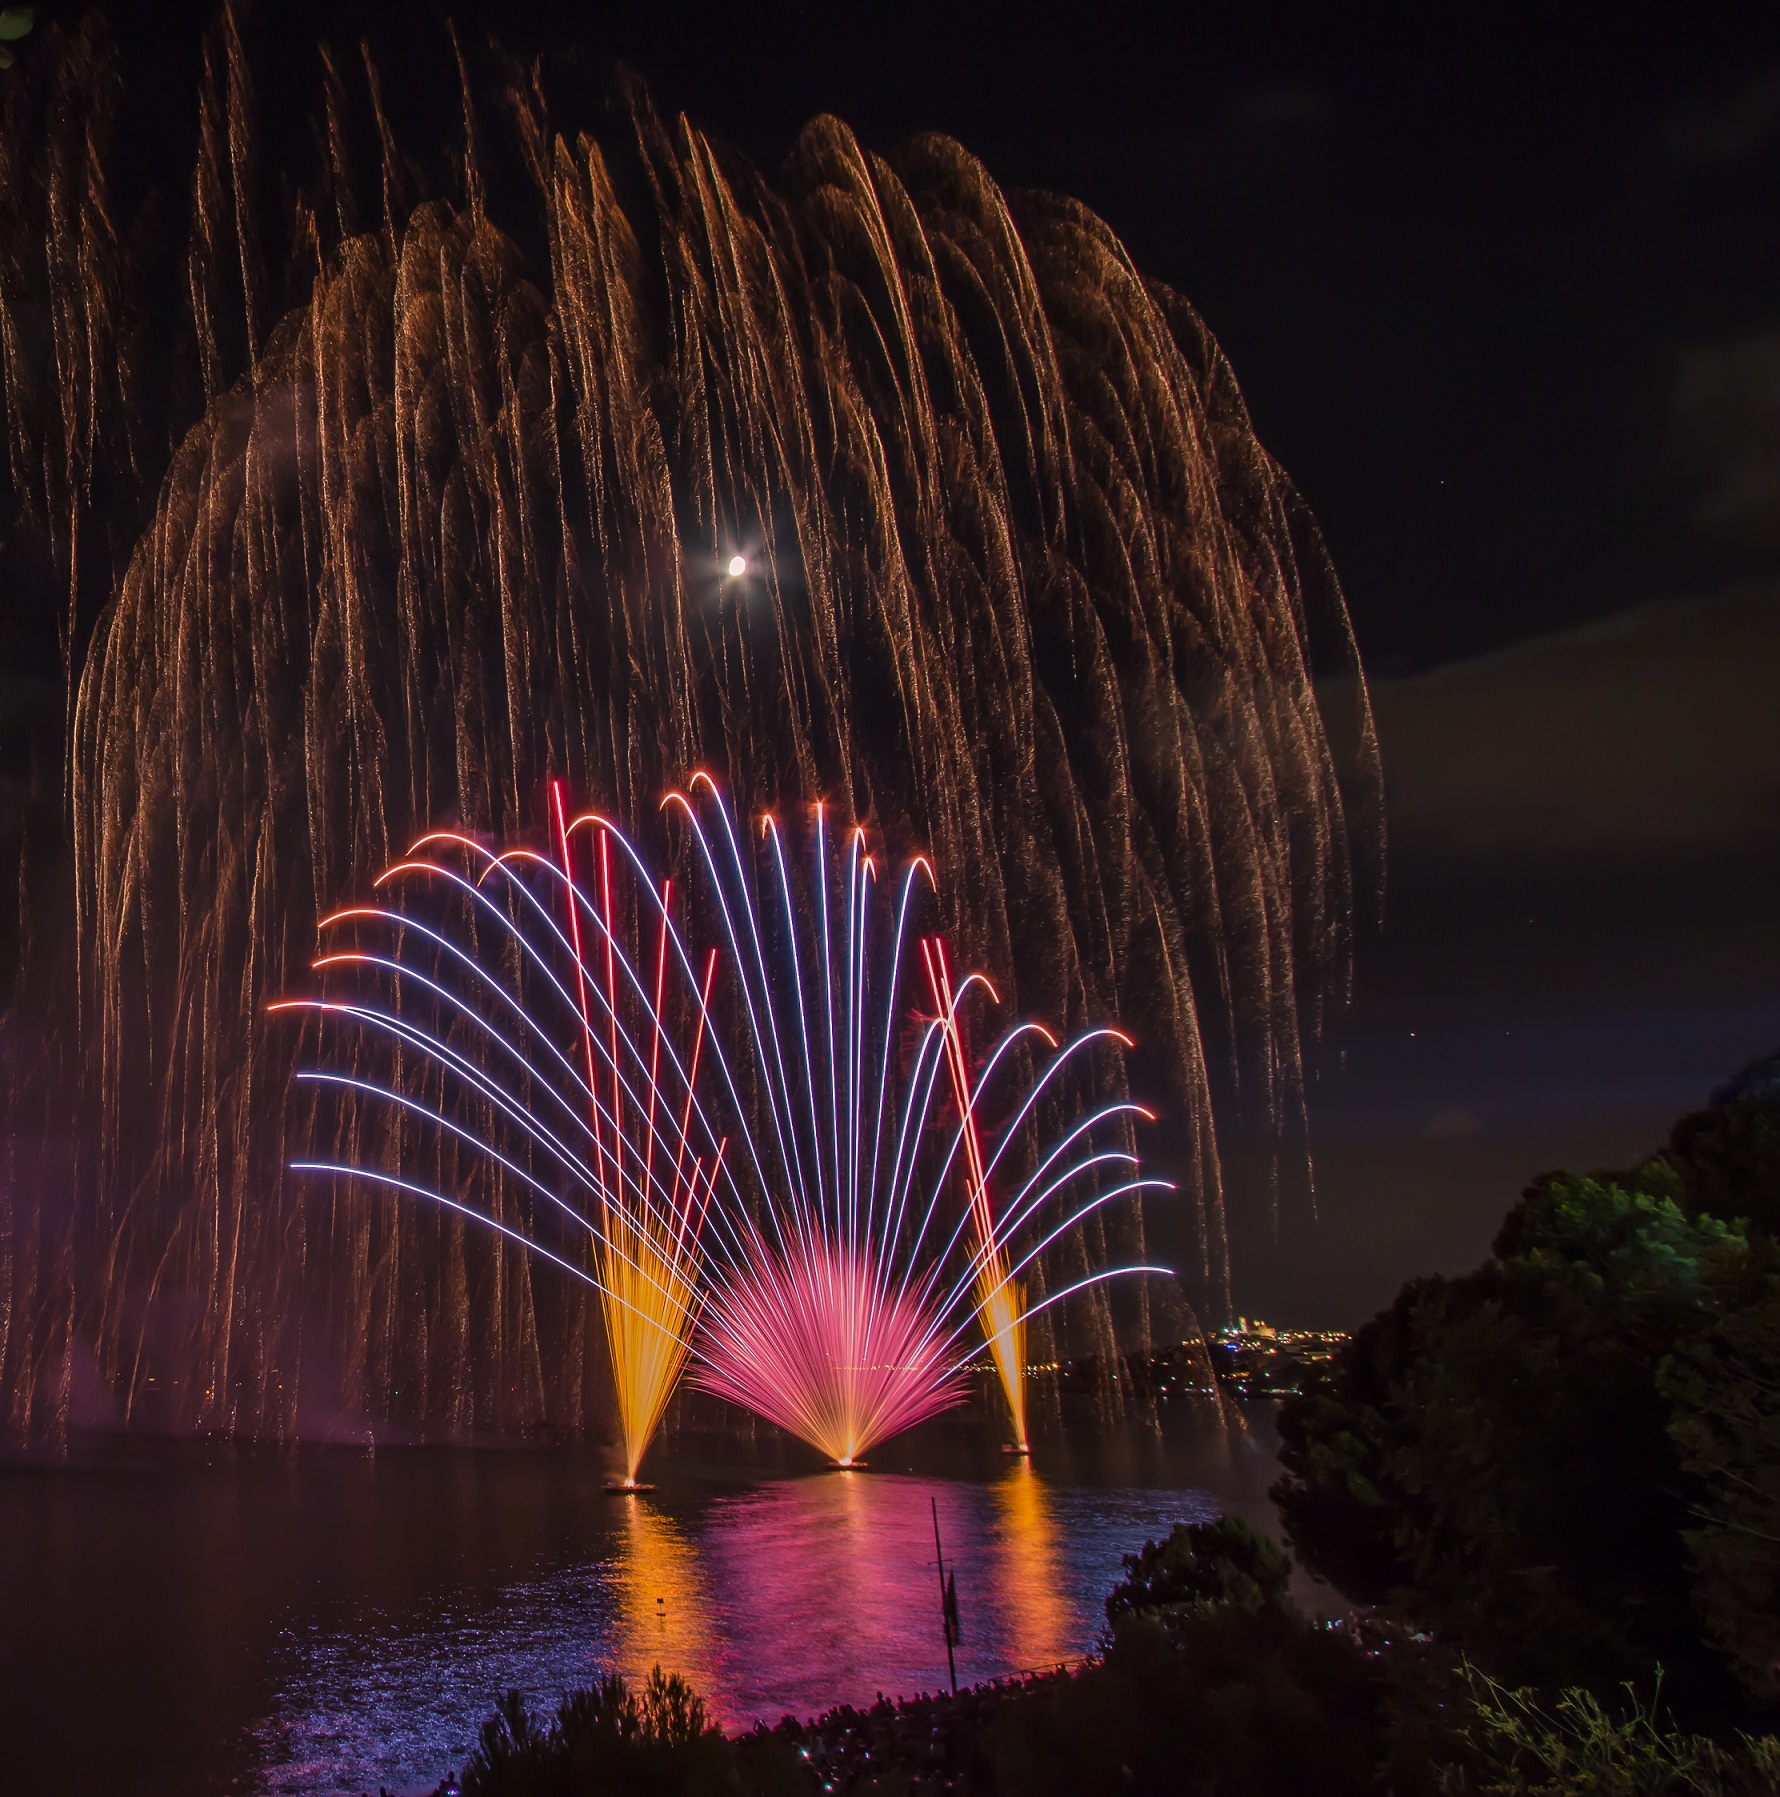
[{"x1": 72, "y1": 2, "x2": 1780, "y2": 1323}]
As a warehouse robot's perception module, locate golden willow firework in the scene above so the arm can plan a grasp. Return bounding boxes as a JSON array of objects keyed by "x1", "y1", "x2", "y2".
[{"x1": 0, "y1": 16, "x2": 1378, "y2": 1443}]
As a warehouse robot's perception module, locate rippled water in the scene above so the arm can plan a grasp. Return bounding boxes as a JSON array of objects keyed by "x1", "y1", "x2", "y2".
[{"x1": 0, "y1": 1409, "x2": 1292, "y2": 1795}]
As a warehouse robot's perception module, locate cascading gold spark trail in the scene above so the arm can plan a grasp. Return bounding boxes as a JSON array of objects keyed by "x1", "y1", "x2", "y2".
[{"x1": 0, "y1": 17, "x2": 1379, "y2": 1444}]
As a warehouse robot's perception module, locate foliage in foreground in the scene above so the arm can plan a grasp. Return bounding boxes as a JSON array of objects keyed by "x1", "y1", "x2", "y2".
[
  {"x1": 1272, "y1": 1048, "x2": 1780, "y2": 1715},
  {"x1": 1105, "y1": 1511, "x2": 1294, "y2": 1622},
  {"x1": 452, "y1": 1654, "x2": 1780, "y2": 1797},
  {"x1": 459, "y1": 1666, "x2": 799, "y2": 1797},
  {"x1": 1661, "y1": 1243, "x2": 1780, "y2": 1702},
  {"x1": 1443, "y1": 1668, "x2": 1780, "y2": 1796}
]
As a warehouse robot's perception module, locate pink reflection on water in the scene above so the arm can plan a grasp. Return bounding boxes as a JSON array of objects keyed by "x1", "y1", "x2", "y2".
[
  {"x1": 249, "y1": 1456, "x2": 1227, "y2": 1792},
  {"x1": 668, "y1": 1468, "x2": 1093, "y2": 1729}
]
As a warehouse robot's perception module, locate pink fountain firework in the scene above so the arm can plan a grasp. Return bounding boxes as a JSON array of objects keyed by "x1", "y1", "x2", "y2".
[
  {"x1": 698, "y1": 1236, "x2": 959, "y2": 1468},
  {"x1": 283, "y1": 775, "x2": 1171, "y2": 1470}
]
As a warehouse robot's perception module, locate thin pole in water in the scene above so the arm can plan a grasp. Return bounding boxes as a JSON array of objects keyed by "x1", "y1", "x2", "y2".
[{"x1": 931, "y1": 1495, "x2": 958, "y2": 1695}]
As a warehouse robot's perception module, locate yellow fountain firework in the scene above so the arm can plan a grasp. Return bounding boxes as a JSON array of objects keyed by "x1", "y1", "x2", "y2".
[
  {"x1": 554, "y1": 784, "x2": 720, "y2": 1485},
  {"x1": 594, "y1": 1170, "x2": 706, "y2": 1485},
  {"x1": 925, "y1": 939, "x2": 1029, "y2": 1451}
]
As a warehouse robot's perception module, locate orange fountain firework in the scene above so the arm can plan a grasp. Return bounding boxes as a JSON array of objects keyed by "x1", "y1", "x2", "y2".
[
  {"x1": 923, "y1": 939, "x2": 1031, "y2": 1452},
  {"x1": 274, "y1": 805, "x2": 728, "y2": 1481},
  {"x1": 552, "y1": 783, "x2": 719, "y2": 1485}
]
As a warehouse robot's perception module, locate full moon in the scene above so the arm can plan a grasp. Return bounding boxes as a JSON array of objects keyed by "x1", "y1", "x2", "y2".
[{"x1": 727, "y1": 554, "x2": 747, "y2": 578}]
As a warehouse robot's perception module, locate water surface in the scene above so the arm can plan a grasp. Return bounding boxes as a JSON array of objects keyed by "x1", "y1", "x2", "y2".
[{"x1": 0, "y1": 1409, "x2": 1289, "y2": 1794}]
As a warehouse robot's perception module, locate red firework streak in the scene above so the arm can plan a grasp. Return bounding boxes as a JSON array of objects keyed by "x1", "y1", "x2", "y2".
[{"x1": 922, "y1": 936, "x2": 1028, "y2": 1451}]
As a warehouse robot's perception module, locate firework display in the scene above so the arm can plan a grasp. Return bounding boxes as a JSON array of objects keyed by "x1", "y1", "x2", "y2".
[
  {"x1": 0, "y1": 19, "x2": 1377, "y2": 1442},
  {"x1": 285, "y1": 777, "x2": 1169, "y2": 1473},
  {"x1": 287, "y1": 783, "x2": 1178, "y2": 1473}
]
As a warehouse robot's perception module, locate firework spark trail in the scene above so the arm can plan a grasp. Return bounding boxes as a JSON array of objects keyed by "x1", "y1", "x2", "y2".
[
  {"x1": 550, "y1": 779, "x2": 712, "y2": 1481},
  {"x1": 923, "y1": 936, "x2": 1029, "y2": 1450},
  {"x1": 289, "y1": 779, "x2": 1171, "y2": 1468},
  {"x1": 0, "y1": 21, "x2": 1378, "y2": 1442},
  {"x1": 279, "y1": 819, "x2": 734, "y2": 1478},
  {"x1": 654, "y1": 780, "x2": 1173, "y2": 1464}
]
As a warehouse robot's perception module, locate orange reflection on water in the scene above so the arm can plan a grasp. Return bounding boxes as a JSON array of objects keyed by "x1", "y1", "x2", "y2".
[
  {"x1": 609, "y1": 1498, "x2": 718, "y2": 1697},
  {"x1": 990, "y1": 1461, "x2": 1073, "y2": 1674}
]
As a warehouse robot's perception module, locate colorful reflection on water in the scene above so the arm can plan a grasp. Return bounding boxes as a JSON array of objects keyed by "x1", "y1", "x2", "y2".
[
  {"x1": 0, "y1": 1418, "x2": 1292, "y2": 1796},
  {"x1": 257, "y1": 1463, "x2": 1218, "y2": 1791},
  {"x1": 990, "y1": 1459, "x2": 1074, "y2": 1674},
  {"x1": 609, "y1": 1498, "x2": 719, "y2": 1700}
]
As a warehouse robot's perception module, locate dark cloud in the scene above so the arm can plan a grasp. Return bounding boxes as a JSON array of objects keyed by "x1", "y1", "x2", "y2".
[
  {"x1": 1229, "y1": 582, "x2": 1780, "y2": 1327},
  {"x1": 1378, "y1": 581, "x2": 1780, "y2": 849},
  {"x1": 1663, "y1": 60, "x2": 1780, "y2": 166},
  {"x1": 1676, "y1": 330, "x2": 1780, "y2": 553}
]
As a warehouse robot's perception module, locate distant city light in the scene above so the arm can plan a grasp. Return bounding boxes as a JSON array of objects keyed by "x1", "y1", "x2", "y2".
[{"x1": 727, "y1": 553, "x2": 747, "y2": 577}]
